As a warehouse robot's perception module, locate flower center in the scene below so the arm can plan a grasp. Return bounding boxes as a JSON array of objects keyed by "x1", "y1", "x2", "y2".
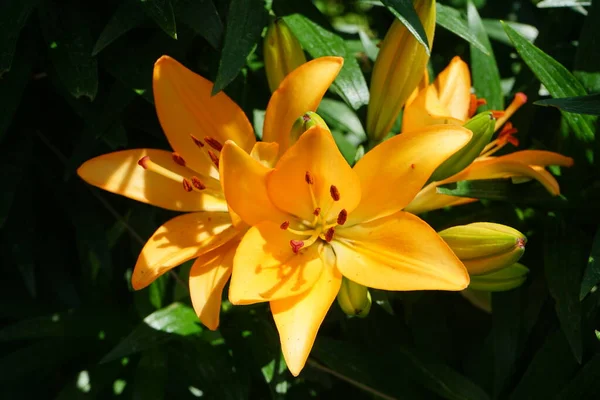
[
  {"x1": 137, "y1": 136, "x2": 226, "y2": 198},
  {"x1": 479, "y1": 92, "x2": 527, "y2": 158},
  {"x1": 280, "y1": 170, "x2": 349, "y2": 254}
]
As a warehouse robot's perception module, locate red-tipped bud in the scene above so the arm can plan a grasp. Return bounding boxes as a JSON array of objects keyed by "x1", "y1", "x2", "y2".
[
  {"x1": 182, "y1": 179, "x2": 193, "y2": 192},
  {"x1": 337, "y1": 209, "x2": 348, "y2": 225},
  {"x1": 208, "y1": 150, "x2": 219, "y2": 168},
  {"x1": 204, "y1": 136, "x2": 223, "y2": 152},
  {"x1": 305, "y1": 171, "x2": 314, "y2": 185},
  {"x1": 172, "y1": 152, "x2": 186, "y2": 166},
  {"x1": 325, "y1": 227, "x2": 335, "y2": 242},
  {"x1": 290, "y1": 239, "x2": 304, "y2": 254},
  {"x1": 280, "y1": 221, "x2": 290, "y2": 230},
  {"x1": 191, "y1": 176, "x2": 206, "y2": 190},
  {"x1": 137, "y1": 156, "x2": 150, "y2": 169},
  {"x1": 330, "y1": 185, "x2": 340, "y2": 201}
]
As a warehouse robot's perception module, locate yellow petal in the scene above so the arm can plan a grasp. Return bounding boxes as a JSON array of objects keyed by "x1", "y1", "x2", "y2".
[
  {"x1": 333, "y1": 211, "x2": 469, "y2": 290},
  {"x1": 153, "y1": 56, "x2": 256, "y2": 177},
  {"x1": 250, "y1": 141, "x2": 280, "y2": 168},
  {"x1": 404, "y1": 182, "x2": 476, "y2": 214},
  {"x1": 132, "y1": 212, "x2": 238, "y2": 290},
  {"x1": 77, "y1": 149, "x2": 228, "y2": 212},
  {"x1": 262, "y1": 57, "x2": 343, "y2": 155},
  {"x1": 405, "y1": 68, "x2": 430, "y2": 107},
  {"x1": 229, "y1": 222, "x2": 324, "y2": 304},
  {"x1": 493, "y1": 150, "x2": 574, "y2": 167},
  {"x1": 349, "y1": 125, "x2": 472, "y2": 224},
  {"x1": 454, "y1": 158, "x2": 561, "y2": 195},
  {"x1": 435, "y1": 56, "x2": 471, "y2": 122},
  {"x1": 402, "y1": 85, "x2": 463, "y2": 132},
  {"x1": 189, "y1": 239, "x2": 239, "y2": 330},
  {"x1": 271, "y1": 246, "x2": 341, "y2": 376},
  {"x1": 220, "y1": 140, "x2": 288, "y2": 226},
  {"x1": 268, "y1": 126, "x2": 361, "y2": 222}
]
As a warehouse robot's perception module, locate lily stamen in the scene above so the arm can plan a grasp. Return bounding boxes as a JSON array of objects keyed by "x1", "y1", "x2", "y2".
[
  {"x1": 468, "y1": 94, "x2": 487, "y2": 117},
  {"x1": 324, "y1": 227, "x2": 335, "y2": 242},
  {"x1": 204, "y1": 136, "x2": 223, "y2": 152},
  {"x1": 494, "y1": 92, "x2": 527, "y2": 131},
  {"x1": 138, "y1": 156, "x2": 219, "y2": 196},
  {"x1": 207, "y1": 150, "x2": 219, "y2": 168},
  {"x1": 172, "y1": 152, "x2": 186, "y2": 166}
]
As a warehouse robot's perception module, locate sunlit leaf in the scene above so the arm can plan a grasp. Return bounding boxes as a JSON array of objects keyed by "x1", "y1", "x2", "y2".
[
  {"x1": 436, "y1": 3, "x2": 490, "y2": 55},
  {"x1": 381, "y1": 0, "x2": 430, "y2": 55}
]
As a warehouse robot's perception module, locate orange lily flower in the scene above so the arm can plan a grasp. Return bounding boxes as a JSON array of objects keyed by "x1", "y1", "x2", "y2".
[
  {"x1": 220, "y1": 123, "x2": 473, "y2": 375},
  {"x1": 77, "y1": 55, "x2": 343, "y2": 330},
  {"x1": 402, "y1": 56, "x2": 574, "y2": 214}
]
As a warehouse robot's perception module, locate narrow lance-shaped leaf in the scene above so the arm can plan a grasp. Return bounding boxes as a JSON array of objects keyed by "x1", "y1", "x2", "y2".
[
  {"x1": 0, "y1": 0, "x2": 38, "y2": 74},
  {"x1": 382, "y1": 0, "x2": 430, "y2": 55},
  {"x1": 534, "y1": 93, "x2": 600, "y2": 116},
  {"x1": 468, "y1": 1, "x2": 503, "y2": 111},
  {"x1": 283, "y1": 14, "x2": 370, "y2": 110},
  {"x1": 436, "y1": 3, "x2": 489, "y2": 55},
  {"x1": 174, "y1": 0, "x2": 223, "y2": 49},
  {"x1": 139, "y1": 0, "x2": 177, "y2": 39},
  {"x1": 92, "y1": 1, "x2": 147, "y2": 56},
  {"x1": 580, "y1": 226, "x2": 600, "y2": 300},
  {"x1": 212, "y1": 0, "x2": 267, "y2": 94},
  {"x1": 503, "y1": 22, "x2": 596, "y2": 142}
]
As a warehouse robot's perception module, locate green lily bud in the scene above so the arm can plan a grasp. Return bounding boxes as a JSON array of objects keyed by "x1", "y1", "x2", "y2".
[
  {"x1": 337, "y1": 277, "x2": 372, "y2": 318},
  {"x1": 290, "y1": 111, "x2": 329, "y2": 144},
  {"x1": 439, "y1": 222, "x2": 526, "y2": 275},
  {"x1": 468, "y1": 263, "x2": 529, "y2": 292},
  {"x1": 429, "y1": 111, "x2": 496, "y2": 182},
  {"x1": 264, "y1": 18, "x2": 307, "y2": 92}
]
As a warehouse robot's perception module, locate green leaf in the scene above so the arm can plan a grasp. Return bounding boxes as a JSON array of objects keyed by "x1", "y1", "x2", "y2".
[
  {"x1": 381, "y1": 0, "x2": 430, "y2": 55},
  {"x1": 536, "y1": 0, "x2": 590, "y2": 8},
  {"x1": 174, "y1": 0, "x2": 223, "y2": 49},
  {"x1": 139, "y1": 0, "x2": 177, "y2": 39},
  {"x1": 0, "y1": 0, "x2": 38, "y2": 74},
  {"x1": 492, "y1": 290, "x2": 522, "y2": 397},
  {"x1": 510, "y1": 331, "x2": 579, "y2": 400},
  {"x1": 436, "y1": 179, "x2": 567, "y2": 207},
  {"x1": 212, "y1": 0, "x2": 267, "y2": 94},
  {"x1": 101, "y1": 303, "x2": 202, "y2": 363},
  {"x1": 0, "y1": 137, "x2": 31, "y2": 228},
  {"x1": 0, "y1": 35, "x2": 34, "y2": 143},
  {"x1": 358, "y1": 29, "x2": 379, "y2": 61},
  {"x1": 436, "y1": 3, "x2": 490, "y2": 55},
  {"x1": 580, "y1": 227, "x2": 600, "y2": 300},
  {"x1": 544, "y1": 216, "x2": 586, "y2": 363},
  {"x1": 283, "y1": 14, "x2": 370, "y2": 110},
  {"x1": 317, "y1": 98, "x2": 367, "y2": 140},
  {"x1": 133, "y1": 348, "x2": 167, "y2": 400},
  {"x1": 503, "y1": 22, "x2": 596, "y2": 142},
  {"x1": 556, "y1": 355, "x2": 600, "y2": 400},
  {"x1": 534, "y1": 93, "x2": 600, "y2": 116},
  {"x1": 92, "y1": 1, "x2": 147, "y2": 56},
  {"x1": 482, "y1": 19, "x2": 538, "y2": 47},
  {"x1": 468, "y1": 1, "x2": 503, "y2": 111},
  {"x1": 38, "y1": 2, "x2": 98, "y2": 100},
  {"x1": 574, "y1": 0, "x2": 600, "y2": 93},
  {"x1": 332, "y1": 131, "x2": 357, "y2": 165}
]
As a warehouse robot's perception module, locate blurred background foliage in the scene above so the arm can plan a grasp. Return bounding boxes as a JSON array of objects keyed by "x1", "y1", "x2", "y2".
[{"x1": 1, "y1": 0, "x2": 600, "y2": 398}]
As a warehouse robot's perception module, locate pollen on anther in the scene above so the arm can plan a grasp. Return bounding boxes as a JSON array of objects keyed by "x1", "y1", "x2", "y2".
[
  {"x1": 325, "y1": 227, "x2": 335, "y2": 242},
  {"x1": 330, "y1": 185, "x2": 340, "y2": 201},
  {"x1": 137, "y1": 155, "x2": 150, "y2": 169},
  {"x1": 410, "y1": 163, "x2": 415, "y2": 169},
  {"x1": 204, "y1": 136, "x2": 223, "y2": 152},
  {"x1": 172, "y1": 152, "x2": 186, "y2": 166},
  {"x1": 191, "y1": 135, "x2": 204, "y2": 147},
  {"x1": 290, "y1": 239, "x2": 304, "y2": 254},
  {"x1": 280, "y1": 221, "x2": 290, "y2": 230},
  {"x1": 337, "y1": 209, "x2": 347, "y2": 225},
  {"x1": 313, "y1": 207, "x2": 321, "y2": 216},
  {"x1": 305, "y1": 171, "x2": 314, "y2": 185},
  {"x1": 182, "y1": 179, "x2": 193, "y2": 192},
  {"x1": 208, "y1": 150, "x2": 219, "y2": 168},
  {"x1": 191, "y1": 176, "x2": 206, "y2": 190}
]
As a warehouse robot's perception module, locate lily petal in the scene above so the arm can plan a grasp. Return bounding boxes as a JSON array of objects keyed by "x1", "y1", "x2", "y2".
[
  {"x1": 271, "y1": 246, "x2": 341, "y2": 377},
  {"x1": 77, "y1": 149, "x2": 228, "y2": 212},
  {"x1": 268, "y1": 126, "x2": 361, "y2": 222},
  {"x1": 220, "y1": 140, "x2": 288, "y2": 226},
  {"x1": 493, "y1": 150, "x2": 574, "y2": 167},
  {"x1": 250, "y1": 141, "x2": 280, "y2": 168},
  {"x1": 349, "y1": 125, "x2": 472, "y2": 225},
  {"x1": 435, "y1": 56, "x2": 471, "y2": 122},
  {"x1": 153, "y1": 56, "x2": 256, "y2": 177},
  {"x1": 132, "y1": 212, "x2": 238, "y2": 290},
  {"x1": 402, "y1": 85, "x2": 463, "y2": 132},
  {"x1": 189, "y1": 239, "x2": 238, "y2": 331},
  {"x1": 333, "y1": 211, "x2": 469, "y2": 290},
  {"x1": 404, "y1": 182, "x2": 476, "y2": 214},
  {"x1": 262, "y1": 57, "x2": 343, "y2": 155},
  {"x1": 229, "y1": 222, "x2": 324, "y2": 304}
]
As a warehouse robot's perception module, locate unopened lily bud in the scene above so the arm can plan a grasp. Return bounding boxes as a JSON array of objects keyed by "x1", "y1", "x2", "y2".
[
  {"x1": 337, "y1": 277, "x2": 372, "y2": 318},
  {"x1": 439, "y1": 222, "x2": 527, "y2": 275},
  {"x1": 366, "y1": 0, "x2": 436, "y2": 143},
  {"x1": 468, "y1": 263, "x2": 529, "y2": 292},
  {"x1": 290, "y1": 111, "x2": 329, "y2": 144},
  {"x1": 429, "y1": 112, "x2": 496, "y2": 182},
  {"x1": 264, "y1": 18, "x2": 307, "y2": 92}
]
